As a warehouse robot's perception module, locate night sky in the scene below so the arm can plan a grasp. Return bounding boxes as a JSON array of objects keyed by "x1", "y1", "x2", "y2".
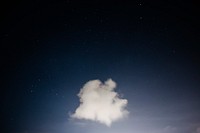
[{"x1": 1, "y1": 0, "x2": 200, "y2": 133}]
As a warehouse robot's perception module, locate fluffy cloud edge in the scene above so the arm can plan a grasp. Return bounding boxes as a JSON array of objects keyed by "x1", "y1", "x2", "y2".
[{"x1": 70, "y1": 79, "x2": 129, "y2": 126}]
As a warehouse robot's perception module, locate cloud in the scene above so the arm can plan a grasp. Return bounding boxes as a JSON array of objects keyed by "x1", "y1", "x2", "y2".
[
  {"x1": 71, "y1": 79, "x2": 128, "y2": 126},
  {"x1": 162, "y1": 126, "x2": 177, "y2": 133}
]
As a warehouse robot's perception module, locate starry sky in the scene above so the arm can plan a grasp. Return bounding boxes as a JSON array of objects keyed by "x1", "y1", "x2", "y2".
[{"x1": 1, "y1": 0, "x2": 200, "y2": 133}]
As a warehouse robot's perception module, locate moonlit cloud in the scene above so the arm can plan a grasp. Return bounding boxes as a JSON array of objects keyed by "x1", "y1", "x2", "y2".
[{"x1": 71, "y1": 79, "x2": 129, "y2": 126}]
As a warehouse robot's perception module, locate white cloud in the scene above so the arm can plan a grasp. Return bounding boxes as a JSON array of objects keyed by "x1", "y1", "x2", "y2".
[{"x1": 71, "y1": 79, "x2": 129, "y2": 126}]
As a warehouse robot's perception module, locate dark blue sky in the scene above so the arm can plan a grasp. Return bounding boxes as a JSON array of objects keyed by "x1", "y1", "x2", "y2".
[{"x1": 1, "y1": 0, "x2": 200, "y2": 133}]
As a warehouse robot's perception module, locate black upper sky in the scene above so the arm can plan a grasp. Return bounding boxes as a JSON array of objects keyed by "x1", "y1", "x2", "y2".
[{"x1": 1, "y1": 0, "x2": 200, "y2": 133}]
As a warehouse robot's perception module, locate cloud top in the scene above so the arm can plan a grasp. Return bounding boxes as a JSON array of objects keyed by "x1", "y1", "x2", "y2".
[{"x1": 71, "y1": 79, "x2": 128, "y2": 126}]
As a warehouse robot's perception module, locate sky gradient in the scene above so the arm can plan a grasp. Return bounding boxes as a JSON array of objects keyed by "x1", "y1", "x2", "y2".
[{"x1": 1, "y1": 0, "x2": 200, "y2": 133}]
